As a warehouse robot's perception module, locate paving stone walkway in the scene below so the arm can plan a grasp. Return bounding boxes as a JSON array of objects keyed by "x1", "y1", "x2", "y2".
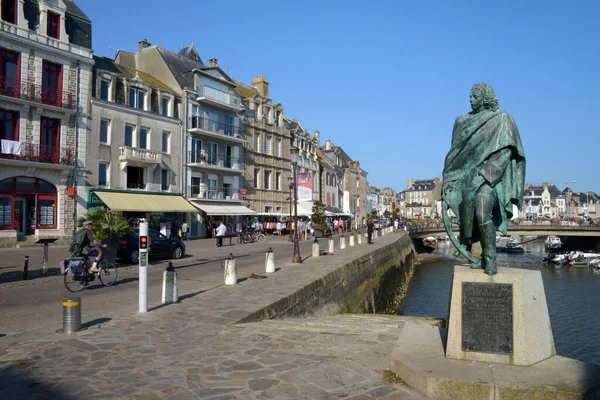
[{"x1": 0, "y1": 231, "x2": 428, "y2": 399}]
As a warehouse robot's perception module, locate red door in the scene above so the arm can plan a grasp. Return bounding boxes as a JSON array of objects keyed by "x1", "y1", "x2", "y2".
[
  {"x1": 42, "y1": 61, "x2": 62, "y2": 107},
  {"x1": 40, "y1": 117, "x2": 60, "y2": 163}
]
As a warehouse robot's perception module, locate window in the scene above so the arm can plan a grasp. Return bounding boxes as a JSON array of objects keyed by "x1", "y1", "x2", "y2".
[
  {"x1": 40, "y1": 117, "x2": 60, "y2": 163},
  {"x1": 253, "y1": 102, "x2": 259, "y2": 119},
  {"x1": 264, "y1": 106, "x2": 271, "y2": 122},
  {"x1": 0, "y1": 108, "x2": 19, "y2": 142},
  {"x1": 254, "y1": 133, "x2": 260, "y2": 152},
  {"x1": 128, "y1": 87, "x2": 146, "y2": 110},
  {"x1": 190, "y1": 176, "x2": 201, "y2": 196},
  {"x1": 190, "y1": 138, "x2": 201, "y2": 163},
  {"x1": 275, "y1": 110, "x2": 281, "y2": 126},
  {"x1": 275, "y1": 206, "x2": 282, "y2": 213},
  {"x1": 264, "y1": 170, "x2": 271, "y2": 189},
  {"x1": 161, "y1": 96, "x2": 170, "y2": 117},
  {"x1": 126, "y1": 166, "x2": 144, "y2": 189},
  {"x1": 99, "y1": 79, "x2": 110, "y2": 100},
  {"x1": 223, "y1": 145, "x2": 231, "y2": 168},
  {"x1": 161, "y1": 169, "x2": 169, "y2": 191},
  {"x1": 264, "y1": 135, "x2": 271, "y2": 155},
  {"x1": 275, "y1": 172, "x2": 281, "y2": 190},
  {"x1": 208, "y1": 110, "x2": 219, "y2": 133},
  {"x1": 42, "y1": 61, "x2": 62, "y2": 106},
  {"x1": 162, "y1": 131, "x2": 170, "y2": 153},
  {"x1": 98, "y1": 162, "x2": 108, "y2": 186},
  {"x1": 139, "y1": 127, "x2": 148, "y2": 149},
  {"x1": 223, "y1": 114, "x2": 234, "y2": 136},
  {"x1": 1, "y1": 0, "x2": 16, "y2": 24},
  {"x1": 275, "y1": 138, "x2": 281, "y2": 157},
  {"x1": 264, "y1": 205, "x2": 272, "y2": 213},
  {"x1": 208, "y1": 142, "x2": 217, "y2": 165},
  {"x1": 47, "y1": 11, "x2": 60, "y2": 39},
  {"x1": 99, "y1": 119, "x2": 110, "y2": 144},
  {"x1": 223, "y1": 183, "x2": 231, "y2": 198},
  {"x1": 253, "y1": 168, "x2": 259, "y2": 189},
  {"x1": 0, "y1": 48, "x2": 19, "y2": 97},
  {"x1": 124, "y1": 125, "x2": 134, "y2": 147},
  {"x1": 207, "y1": 178, "x2": 217, "y2": 199}
]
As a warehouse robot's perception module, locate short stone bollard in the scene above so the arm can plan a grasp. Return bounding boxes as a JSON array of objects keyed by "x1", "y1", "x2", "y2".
[
  {"x1": 312, "y1": 238, "x2": 320, "y2": 258},
  {"x1": 162, "y1": 262, "x2": 178, "y2": 304},
  {"x1": 349, "y1": 235, "x2": 355, "y2": 247},
  {"x1": 340, "y1": 235, "x2": 346, "y2": 250},
  {"x1": 328, "y1": 238, "x2": 335, "y2": 254},
  {"x1": 374, "y1": 230, "x2": 378, "y2": 239},
  {"x1": 358, "y1": 234, "x2": 362, "y2": 244},
  {"x1": 224, "y1": 253, "x2": 237, "y2": 285},
  {"x1": 265, "y1": 248, "x2": 275, "y2": 273},
  {"x1": 63, "y1": 297, "x2": 81, "y2": 334}
]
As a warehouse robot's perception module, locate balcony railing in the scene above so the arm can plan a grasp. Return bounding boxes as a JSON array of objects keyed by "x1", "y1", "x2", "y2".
[
  {"x1": 188, "y1": 185, "x2": 241, "y2": 200},
  {"x1": 188, "y1": 150, "x2": 245, "y2": 170},
  {"x1": 0, "y1": 76, "x2": 75, "y2": 110},
  {"x1": 197, "y1": 85, "x2": 241, "y2": 108},
  {"x1": 190, "y1": 116, "x2": 242, "y2": 138},
  {"x1": 0, "y1": 142, "x2": 74, "y2": 165},
  {"x1": 119, "y1": 146, "x2": 162, "y2": 164}
]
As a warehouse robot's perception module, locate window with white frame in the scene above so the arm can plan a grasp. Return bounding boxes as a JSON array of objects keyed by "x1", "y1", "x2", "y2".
[
  {"x1": 161, "y1": 169, "x2": 169, "y2": 191},
  {"x1": 162, "y1": 131, "x2": 170, "y2": 153},
  {"x1": 128, "y1": 87, "x2": 146, "y2": 110},
  {"x1": 264, "y1": 170, "x2": 272, "y2": 189},
  {"x1": 99, "y1": 119, "x2": 110, "y2": 144},
  {"x1": 264, "y1": 135, "x2": 272, "y2": 155},
  {"x1": 161, "y1": 96, "x2": 170, "y2": 117},
  {"x1": 275, "y1": 172, "x2": 281, "y2": 190},
  {"x1": 253, "y1": 168, "x2": 259, "y2": 189},
  {"x1": 265, "y1": 205, "x2": 273, "y2": 213},
  {"x1": 100, "y1": 79, "x2": 110, "y2": 101},
  {"x1": 275, "y1": 206, "x2": 282, "y2": 213},
  {"x1": 254, "y1": 133, "x2": 260, "y2": 152},
  {"x1": 124, "y1": 124, "x2": 135, "y2": 147},
  {"x1": 98, "y1": 162, "x2": 109, "y2": 187},
  {"x1": 139, "y1": 127, "x2": 149, "y2": 149},
  {"x1": 275, "y1": 137, "x2": 281, "y2": 157}
]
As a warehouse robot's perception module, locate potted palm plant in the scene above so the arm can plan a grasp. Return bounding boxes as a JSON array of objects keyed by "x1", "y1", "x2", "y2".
[
  {"x1": 311, "y1": 200, "x2": 328, "y2": 238},
  {"x1": 77, "y1": 207, "x2": 130, "y2": 262}
]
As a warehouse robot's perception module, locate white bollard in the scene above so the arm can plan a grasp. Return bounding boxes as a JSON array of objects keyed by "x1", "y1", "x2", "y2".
[
  {"x1": 358, "y1": 233, "x2": 362, "y2": 244},
  {"x1": 349, "y1": 235, "x2": 355, "y2": 247},
  {"x1": 265, "y1": 249, "x2": 275, "y2": 273},
  {"x1": 374, "y1": 230, "x2": 378, "y2": 239},
  {"x1": 328, "y1": 238, "x2": 335, "y2": 254},
  {"x1": 139, "y1": 221, "x2": 149, "y2": 313},
  {"x1": 224, "y1": 255, "x2": 237, "y2": 285},
  {"x1": 340, "y1": 236, "x2": 346, "y2": 250},
  {"x1": 162, "y1": 263, "x2": 178, "y2": 304},
  {"x1": 312, "y1": 241, "x2": 320, "y2": 258}
]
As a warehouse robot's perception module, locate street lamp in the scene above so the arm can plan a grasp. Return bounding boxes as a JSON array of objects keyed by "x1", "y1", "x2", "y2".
[{"x1": 290, "y1": 146, "x2": 302, "y2": 263}]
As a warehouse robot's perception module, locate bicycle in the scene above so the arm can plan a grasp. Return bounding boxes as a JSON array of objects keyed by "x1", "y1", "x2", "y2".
[{"x1": 63, "y1": 255, "x2": 118, "y2": 292}]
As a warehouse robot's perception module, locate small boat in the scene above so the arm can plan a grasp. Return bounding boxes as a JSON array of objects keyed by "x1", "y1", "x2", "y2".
[
  {"x1": 423, "y1": 236, "x2": 438, "y2": 247},
  {"x1": 496, "y1": 236, "x2": 524, "y2": 253},
  {"x1": 544, "y1": 236, "x2": 562, "y2": 250},
  {"x1": 568, "y1": 251, "x2": 600, "y2": 266},
  {"x1": 588, "y1": 258, "x2": 600, "y2": 268}
]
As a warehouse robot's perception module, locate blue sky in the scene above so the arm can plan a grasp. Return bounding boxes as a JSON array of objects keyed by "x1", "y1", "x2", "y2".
[{"x1": 79, "y1": 0, "x2": 600, "y2": 194}]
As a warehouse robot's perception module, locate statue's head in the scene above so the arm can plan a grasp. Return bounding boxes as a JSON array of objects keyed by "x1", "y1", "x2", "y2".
[{"x1": 470, "y1": 83, "x2": 499, "y2": 113}]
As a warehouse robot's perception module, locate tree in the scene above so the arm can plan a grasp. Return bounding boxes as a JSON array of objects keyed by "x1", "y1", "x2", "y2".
[
  {"x1": 368, "y1": 209, "x2": 378, "y2": 221},
  {"x1": 311, "y1": 200, "x2": 327, "y2": 232},
  {"x1": 77, "y1": 207, "x2": 129, "y2": 240}
]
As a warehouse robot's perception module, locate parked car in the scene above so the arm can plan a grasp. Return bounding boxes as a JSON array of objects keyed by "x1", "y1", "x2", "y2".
[{"x1": 117, "y1": 229, "x2": 185, "y2": 264}]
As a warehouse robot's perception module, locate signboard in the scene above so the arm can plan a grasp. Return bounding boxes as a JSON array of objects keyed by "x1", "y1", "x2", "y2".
[
  {"x1": 239, "y1": 189, "x2": 247, "y2": 196},
  {"x1": 297, "y1": 172, "x2": 312, "y2": 201},
  {"x1": 462, "y1": 282, "x2": 513, "y2": 355},
  {"x1": 87, "y1": 190, "x2": 107, "y2": 209}
]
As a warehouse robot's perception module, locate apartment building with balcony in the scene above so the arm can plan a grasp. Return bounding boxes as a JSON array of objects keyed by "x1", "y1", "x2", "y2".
[
  {"x1": 115, "y1": 41, "x2": 254, "y2": 238},
  {"x1": 235, "y1": 75, "x2": 291, "y2": 217},
  {"x1": 320, "y1": 139, "x2": 368, "y2": 227},
  {"x1": 0, "y1": 0, "x2": 93, "y2": 245},
  {"x1": 85, "y1": 56, "x2": 196, "y2": 226},
  {"x1": 316, "y1": 146, "x2": 344, "y2": 216},
  {"x1": 400, "y1": 178, "x2": 441, "y2": 219}
]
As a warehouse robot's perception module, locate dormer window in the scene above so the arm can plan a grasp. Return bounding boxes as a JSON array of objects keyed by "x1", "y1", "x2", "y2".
[
  {"x1": 99, "y1": 79, "x2": 110, "y2": 101},
  {"x1": 1, "y1": 0, "x2": 16, "y2": 24},
  {"x1": 161, "y1": 96, "x2": 170, "y2": 117},
  {"x1": 47, "y1": 12, "x2": 60, "y2": 39},
  {"x1": 264, "y1": 106, "x2": 271, "y2": 122},
  {"x1": 128, "y1": 87, "x2": 146, "y2": 110}
]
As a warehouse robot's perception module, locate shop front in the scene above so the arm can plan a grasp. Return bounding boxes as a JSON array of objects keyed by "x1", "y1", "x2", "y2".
[{"x1": 190, "y1": 202, "x2": 256, "y2": 238}]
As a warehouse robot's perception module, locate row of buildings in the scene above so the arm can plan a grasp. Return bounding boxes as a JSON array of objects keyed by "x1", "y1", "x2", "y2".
[
  {"x1": 367, "y1": 179, "x2": 600, "y2": 221},
  {"x1": 0, "y1": 0, "x2": 369, "y2": 245}
]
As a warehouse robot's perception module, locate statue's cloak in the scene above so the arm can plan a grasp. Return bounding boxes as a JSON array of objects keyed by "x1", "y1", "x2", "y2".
[{"x1": 442, "y1": 110, "x2": 526, "y2": 237}]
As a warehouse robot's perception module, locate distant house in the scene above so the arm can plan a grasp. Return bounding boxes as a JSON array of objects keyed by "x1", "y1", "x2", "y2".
[
  {"x1": 401, "y1": 178, "x2": 441, "y2": 219},
  {"x1": 522, "y1": 182, "x2": 564, "y2": 217}
]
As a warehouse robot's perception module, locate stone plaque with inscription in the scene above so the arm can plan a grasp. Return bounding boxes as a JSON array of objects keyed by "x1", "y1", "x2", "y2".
[{"x1": 462, "y1": 282, "x2": 513, "y2": 354}]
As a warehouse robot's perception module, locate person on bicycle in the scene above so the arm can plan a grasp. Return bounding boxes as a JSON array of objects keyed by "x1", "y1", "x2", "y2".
[{"x1": 69, "y1": 221, "x2": 105, "y2": 272}]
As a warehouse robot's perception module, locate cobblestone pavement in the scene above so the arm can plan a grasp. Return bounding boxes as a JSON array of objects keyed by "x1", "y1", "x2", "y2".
[{"x1": 0, "y1": 230, "x2": 427, "y2": 399}]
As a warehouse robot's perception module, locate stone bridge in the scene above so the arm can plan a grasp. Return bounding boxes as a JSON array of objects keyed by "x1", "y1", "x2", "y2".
[{"x1": 408, "y1": 223, "x2": 600, "y2": 238}]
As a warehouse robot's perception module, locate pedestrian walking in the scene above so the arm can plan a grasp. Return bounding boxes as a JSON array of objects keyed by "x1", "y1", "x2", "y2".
[
  {"x1": 216, "y1": 221, "x2": 227, "y2": 247},
  {"x1": 367, "y1": 219, "x2": 374, "y2": 244}
]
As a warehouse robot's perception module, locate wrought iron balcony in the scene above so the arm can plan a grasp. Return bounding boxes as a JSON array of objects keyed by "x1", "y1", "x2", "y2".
[
  {"x1": 197, "y1": 85, "x2": 241, "y2": 109},
  {"x1": 0, "y1": 76, "x2": 75, "y2": 110},
  {"x1": 189, "y1": 116, "x2": 243, "y2": 141},
  {"x1": 0, "y1": 142, "x2": 74, "y2": 166},
  {"x1": 188, "y1": 185, "x2": 241, "y2": 201},
  {"x1": 119, "y1": 146, "x2": 162, "y2": 164},
  {"x1": 188, "y1": 150, "x2": 245, "y2": 171}
]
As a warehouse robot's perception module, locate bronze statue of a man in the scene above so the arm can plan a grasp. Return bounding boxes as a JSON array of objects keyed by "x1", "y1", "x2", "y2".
[{"x1": 442, "y1": 83, "x2": 526, "y2": 275}]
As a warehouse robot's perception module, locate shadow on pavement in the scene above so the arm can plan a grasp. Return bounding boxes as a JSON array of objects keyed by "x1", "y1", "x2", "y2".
[
  {"x1": 0, "y1": 365, "x2": 72, "y2": 399},
  {"x1": 81, "y1": 317, "x2": 111, "y2": 330},
  {"x1": 0, "y1": 268, "x2": 62, "y2": 284},
  {"x1": 81, "y1": 277, "x2": 137, "y2": 290},
  {"x1": 148, "y1": 288, "x2": 209, "y2": 311}
]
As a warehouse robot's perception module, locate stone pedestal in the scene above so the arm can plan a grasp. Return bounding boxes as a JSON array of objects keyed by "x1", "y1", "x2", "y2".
[{"x1": 446, "y1": 265, "x2": 555, "y2": 366}]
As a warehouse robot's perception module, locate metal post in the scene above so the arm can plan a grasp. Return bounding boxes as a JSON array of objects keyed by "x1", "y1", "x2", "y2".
[
  {"x1": 42, "y1": 243, "x2": 48, "y2": 277},
  {"x1": 293, "y1": 164, "x2": 302, "y2": 264},
  {"x1": 63, "y1": 297, "x2": 81, "y2": 333},
  {"x1": 139, "y1": 221, "x2": 149, "y2": 313},
  {"x1": 23, "y1": 256, "x2": 29, "y2": 280}
]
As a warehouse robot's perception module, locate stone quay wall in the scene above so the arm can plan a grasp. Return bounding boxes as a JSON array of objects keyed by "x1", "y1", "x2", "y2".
[{"x1": 239, "y1": 234, "x2": 418, "y2": 323}]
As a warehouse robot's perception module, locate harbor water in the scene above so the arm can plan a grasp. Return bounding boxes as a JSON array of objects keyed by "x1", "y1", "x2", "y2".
[{"x1": 400, "y1": 239, "x2": 600, "y2": 366}]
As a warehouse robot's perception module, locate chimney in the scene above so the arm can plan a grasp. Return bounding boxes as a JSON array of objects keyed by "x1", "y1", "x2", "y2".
[
  {"x1": 138, "y1": 38, "x2": 151, "y2": 52},
  {"x1": 543, "y1": 181, "x2": 548, "y2": 189},
  {"x1": 324, "y1": 139, "x2": 332, "y2": 151},
  {"x1": 252, "y1": 75, "x2": 269, "y2": 97},
  {"x1": 209, "y1": 58, "x2": 218, "y2": 67},
  {"x1": 313, "y1": 130, "x2": 320, "y2": 145},
  {"x1": 407, "y1": 178, "x2": 415, "y2": 189}
]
